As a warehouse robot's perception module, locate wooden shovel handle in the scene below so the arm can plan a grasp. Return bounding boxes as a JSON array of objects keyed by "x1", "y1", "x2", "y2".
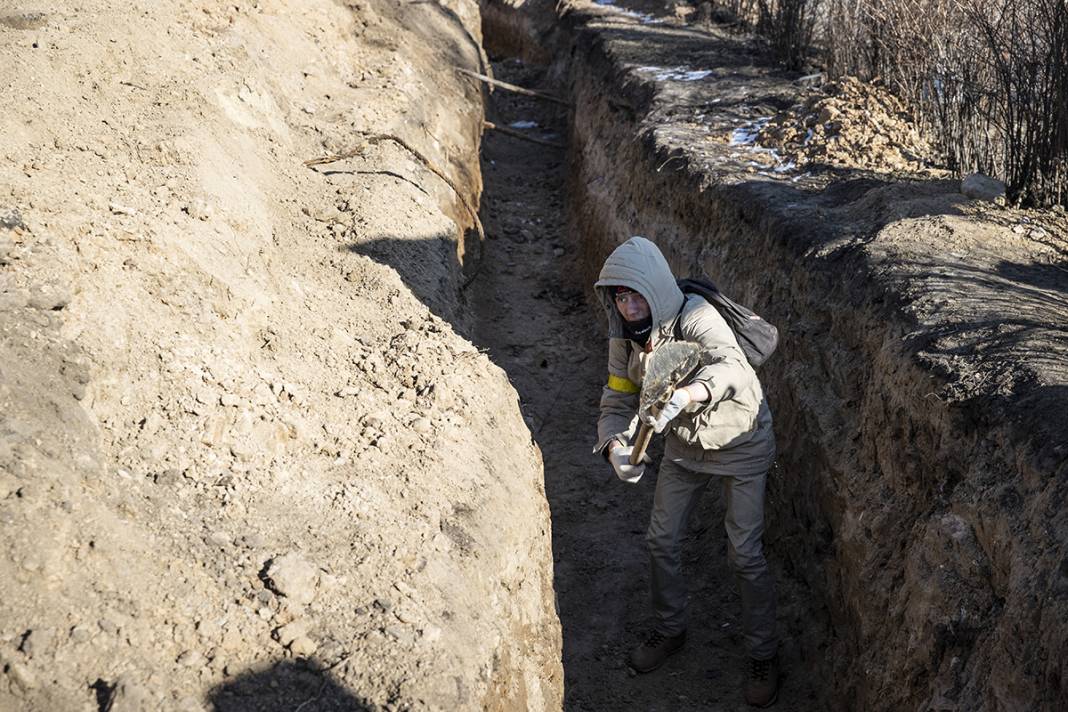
[{"x1": 630, "y1": 423, "x2": 654, "y2": 465}]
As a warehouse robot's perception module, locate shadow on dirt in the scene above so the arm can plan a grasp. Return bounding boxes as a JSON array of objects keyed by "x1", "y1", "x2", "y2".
[
  {"x1": 374, "y1": 0, "x2": 486, "y2": 76},
  {"x1": 344, "y1": 231, "x2": 473, "y2": 330},
  {"x1": 343, "y1": 174, "x2": 977, "y2": 340},
  {"x1": 407, "y1": 0, "x2": 489, "y2": 75},
  {"x1": 207, "y1": 659, "x2": 371, "y2": 712},
  {"x1": 996, "y1": 259, "x2": 1068, "y2": 298}
]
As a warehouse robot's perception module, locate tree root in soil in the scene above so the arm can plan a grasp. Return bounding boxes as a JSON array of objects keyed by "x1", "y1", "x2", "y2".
[{"x1": 305, "y1": 131, "x2": 486, "y2": 288}]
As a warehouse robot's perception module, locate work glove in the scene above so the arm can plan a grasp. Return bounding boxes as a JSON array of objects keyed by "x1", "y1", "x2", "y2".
[
  {"x1": 608, "y1": 444, "x2": 646, "y2": 484},
  {"x1": 642, "y1": 388, "x2": 692, "y2": 433}
]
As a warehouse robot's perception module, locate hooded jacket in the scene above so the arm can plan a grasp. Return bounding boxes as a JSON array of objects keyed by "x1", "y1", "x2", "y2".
[{"x1": 594, "y1": 236, "x2": 774, "y2": 476}]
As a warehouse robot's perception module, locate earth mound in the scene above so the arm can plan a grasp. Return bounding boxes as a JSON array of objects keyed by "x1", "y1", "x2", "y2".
[{"x1": 757, "y1": 76, "x2": 940, "y2": 174}]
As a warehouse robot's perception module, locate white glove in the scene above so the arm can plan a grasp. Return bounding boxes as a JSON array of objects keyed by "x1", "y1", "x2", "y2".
[
  {"x1": 643, "y1": 388, "x2": 692, "y2": 433},
  {"x1": 608, "y1": 444, "x2": 645, "y2": 483}
]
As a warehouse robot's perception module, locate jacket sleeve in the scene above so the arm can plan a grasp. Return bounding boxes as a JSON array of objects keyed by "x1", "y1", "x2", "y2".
[
  {"x1": 681, "y1": 301, "x2": 756, "y2": 405},
  {"x1": 595, "y1": 337, "x2": 640, "y2": 455}
]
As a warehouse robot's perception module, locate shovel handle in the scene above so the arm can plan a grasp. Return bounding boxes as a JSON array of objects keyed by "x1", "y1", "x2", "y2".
[
  {"x1": 630, "y1": 423, "x2": 654, "y2": 465},
  {"x1": 631, "y1": 393, "x2": 668, "y2": 466}
]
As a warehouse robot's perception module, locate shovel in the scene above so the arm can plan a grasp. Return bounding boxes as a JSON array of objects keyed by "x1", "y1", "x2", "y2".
[{"x1": 629, "y1": 341, "x2": 702, "y2": 465}]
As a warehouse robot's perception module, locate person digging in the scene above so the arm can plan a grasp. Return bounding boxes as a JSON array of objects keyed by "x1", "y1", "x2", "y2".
[{"x1": 594, "y1": 236, "x2": 780, "y2": 707}]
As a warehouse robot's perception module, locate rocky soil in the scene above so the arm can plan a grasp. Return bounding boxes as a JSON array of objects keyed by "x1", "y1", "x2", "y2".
[{"x1": 1, "y1": 1, "x2": 561, "y2": 710}]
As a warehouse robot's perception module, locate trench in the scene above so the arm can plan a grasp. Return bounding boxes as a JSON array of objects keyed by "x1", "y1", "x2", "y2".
[
  {"x1": 469, "y1": 52, "x2": 825, "y2": 712},
  {"x1": 471, "y1": 2, "x2": 1068, "y2": 710}
]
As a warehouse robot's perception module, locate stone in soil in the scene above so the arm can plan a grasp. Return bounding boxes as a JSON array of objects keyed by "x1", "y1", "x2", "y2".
[
  {"x1": 273, "y1": 618, "x2": 311, "y2": 646},
  {"x1": 265, "y1": 553, "x2": 319, "y2": 605}
]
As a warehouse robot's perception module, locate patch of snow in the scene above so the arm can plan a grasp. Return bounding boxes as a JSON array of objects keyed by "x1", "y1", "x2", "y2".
[
  {"x1": 730, "y1": 118, "x2": 770, "y2": 146},
  {"x1": 676, "y1": 70, "x2": 712, "y2": 81},
  {"x1": 729, "y1": 118, "x2": 803, "y2": 176},
  {"x1": 595, "y1": 0, "x2": 658, "y2": 23},
  {"x1": 636, "y1": 65, "x2": 713, "y2": 82}
]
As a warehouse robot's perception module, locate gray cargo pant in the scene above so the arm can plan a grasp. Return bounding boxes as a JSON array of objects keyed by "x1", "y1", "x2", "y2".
[{"x1": 647, "y1": 459, "x2": 778, "y2": 660}]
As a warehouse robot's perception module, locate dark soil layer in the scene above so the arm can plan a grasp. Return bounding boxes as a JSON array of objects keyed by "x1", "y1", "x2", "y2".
[
  {"x1": 472, "y1": 58, "x2": 822, "y2": 710},
  {"x1": 483, "y1": 1, "x2": 1068, "y2": 710}
]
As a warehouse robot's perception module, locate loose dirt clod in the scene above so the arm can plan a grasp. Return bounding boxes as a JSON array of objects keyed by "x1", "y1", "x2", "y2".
[{"x1": 265, "y1": 554, "x2": 319, "y2": 606}]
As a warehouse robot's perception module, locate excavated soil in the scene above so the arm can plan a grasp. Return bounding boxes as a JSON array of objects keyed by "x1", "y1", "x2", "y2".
[
  {"x1": 1, "y1": 1, "x2": 561, "y2": 710},
  {"x1": 755, "y1": 76, "x2": 942, "y2": 175}
]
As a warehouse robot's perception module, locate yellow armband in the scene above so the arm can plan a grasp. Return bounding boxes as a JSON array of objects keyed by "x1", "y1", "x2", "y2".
[{"x1": 607, "y1": 374, "x2": 640, "y2": 394}]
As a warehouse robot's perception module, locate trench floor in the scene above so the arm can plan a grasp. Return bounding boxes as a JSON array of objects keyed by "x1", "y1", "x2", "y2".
[{"x1": 471, "y1": 60, "x2": 822, "y2": 711}]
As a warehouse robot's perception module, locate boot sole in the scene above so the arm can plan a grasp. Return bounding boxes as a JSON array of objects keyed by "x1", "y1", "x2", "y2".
[
  {"x1": 626, "y1": 642, "x2": 684, "y2": 674},
  {"x1": 746, "y1": 687, "x2": 779, "y2": 708}
]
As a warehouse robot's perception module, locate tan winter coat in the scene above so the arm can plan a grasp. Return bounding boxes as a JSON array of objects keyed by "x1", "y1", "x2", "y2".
[{"x1": 594, "y1": 236, "x2": 775, "y2": 476}]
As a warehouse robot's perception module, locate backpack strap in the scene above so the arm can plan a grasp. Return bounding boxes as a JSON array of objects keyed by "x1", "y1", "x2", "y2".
[{"x1": 671, "y1": 293, "x2": 694, "y2": 342}]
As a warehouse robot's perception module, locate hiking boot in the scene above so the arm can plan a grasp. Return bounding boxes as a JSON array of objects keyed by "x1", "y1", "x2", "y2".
[
  {"x1": 627, "y1": 630, "x2": 686, "y2": 673},
  {"x1": 745, "y1": 655, "x2": 780, "y2": 707}
]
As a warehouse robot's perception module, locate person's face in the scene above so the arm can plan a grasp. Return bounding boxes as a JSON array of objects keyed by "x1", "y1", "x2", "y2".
[{"x1": 614, "y1": 290, "x2": 650, "y2": 322}]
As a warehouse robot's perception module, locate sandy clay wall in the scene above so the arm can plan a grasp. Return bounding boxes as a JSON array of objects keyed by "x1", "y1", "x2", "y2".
[{"x1": 1, "y1": 1, "x2": 561, "y2": 710}]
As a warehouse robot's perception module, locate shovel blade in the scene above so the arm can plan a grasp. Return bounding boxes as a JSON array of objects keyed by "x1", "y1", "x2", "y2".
[{"x1": 639, "y1": 341, "x2": 701, "y2": 415}]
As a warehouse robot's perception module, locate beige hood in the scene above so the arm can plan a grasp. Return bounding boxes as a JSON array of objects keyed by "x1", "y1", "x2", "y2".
[{"x1": 594, "y1": 236, "x2": 685, "y2": 338}]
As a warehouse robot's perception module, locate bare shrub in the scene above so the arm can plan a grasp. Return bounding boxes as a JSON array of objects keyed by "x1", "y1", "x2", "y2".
[
  {"x1": 718, "y1": 1, "x2": 823, "y2": 70},
  {"x1": 821, "y1": 0, "x2": 1068, "y2": 207},
  {"x1": 714, "y1": 0, "x2": 1068, "y2": 206},
  {"x1": 965, "y1": 0, "x2": 1068, "y2": 206},
  {"x1": 716, "y1": 0, "x2": 764, "y2": 25},
  {"x1": 758, "y1": 0, "x2": 821, "y2": 70}
]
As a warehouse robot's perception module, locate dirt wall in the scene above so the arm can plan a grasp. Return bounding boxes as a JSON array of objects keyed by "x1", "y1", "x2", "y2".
[
  {"x1": 1, "y1": 1, "x2": 561, "y2": 710},
  {"x1": 479, "y1": 0, "x2": 558, "y2": 64},
  {"x1": 484, "y1": 1, "x2": 1068, "y2": 709},
  {"x1": 566, "y1": 8, "x2": 1067, "y2": 711}
]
